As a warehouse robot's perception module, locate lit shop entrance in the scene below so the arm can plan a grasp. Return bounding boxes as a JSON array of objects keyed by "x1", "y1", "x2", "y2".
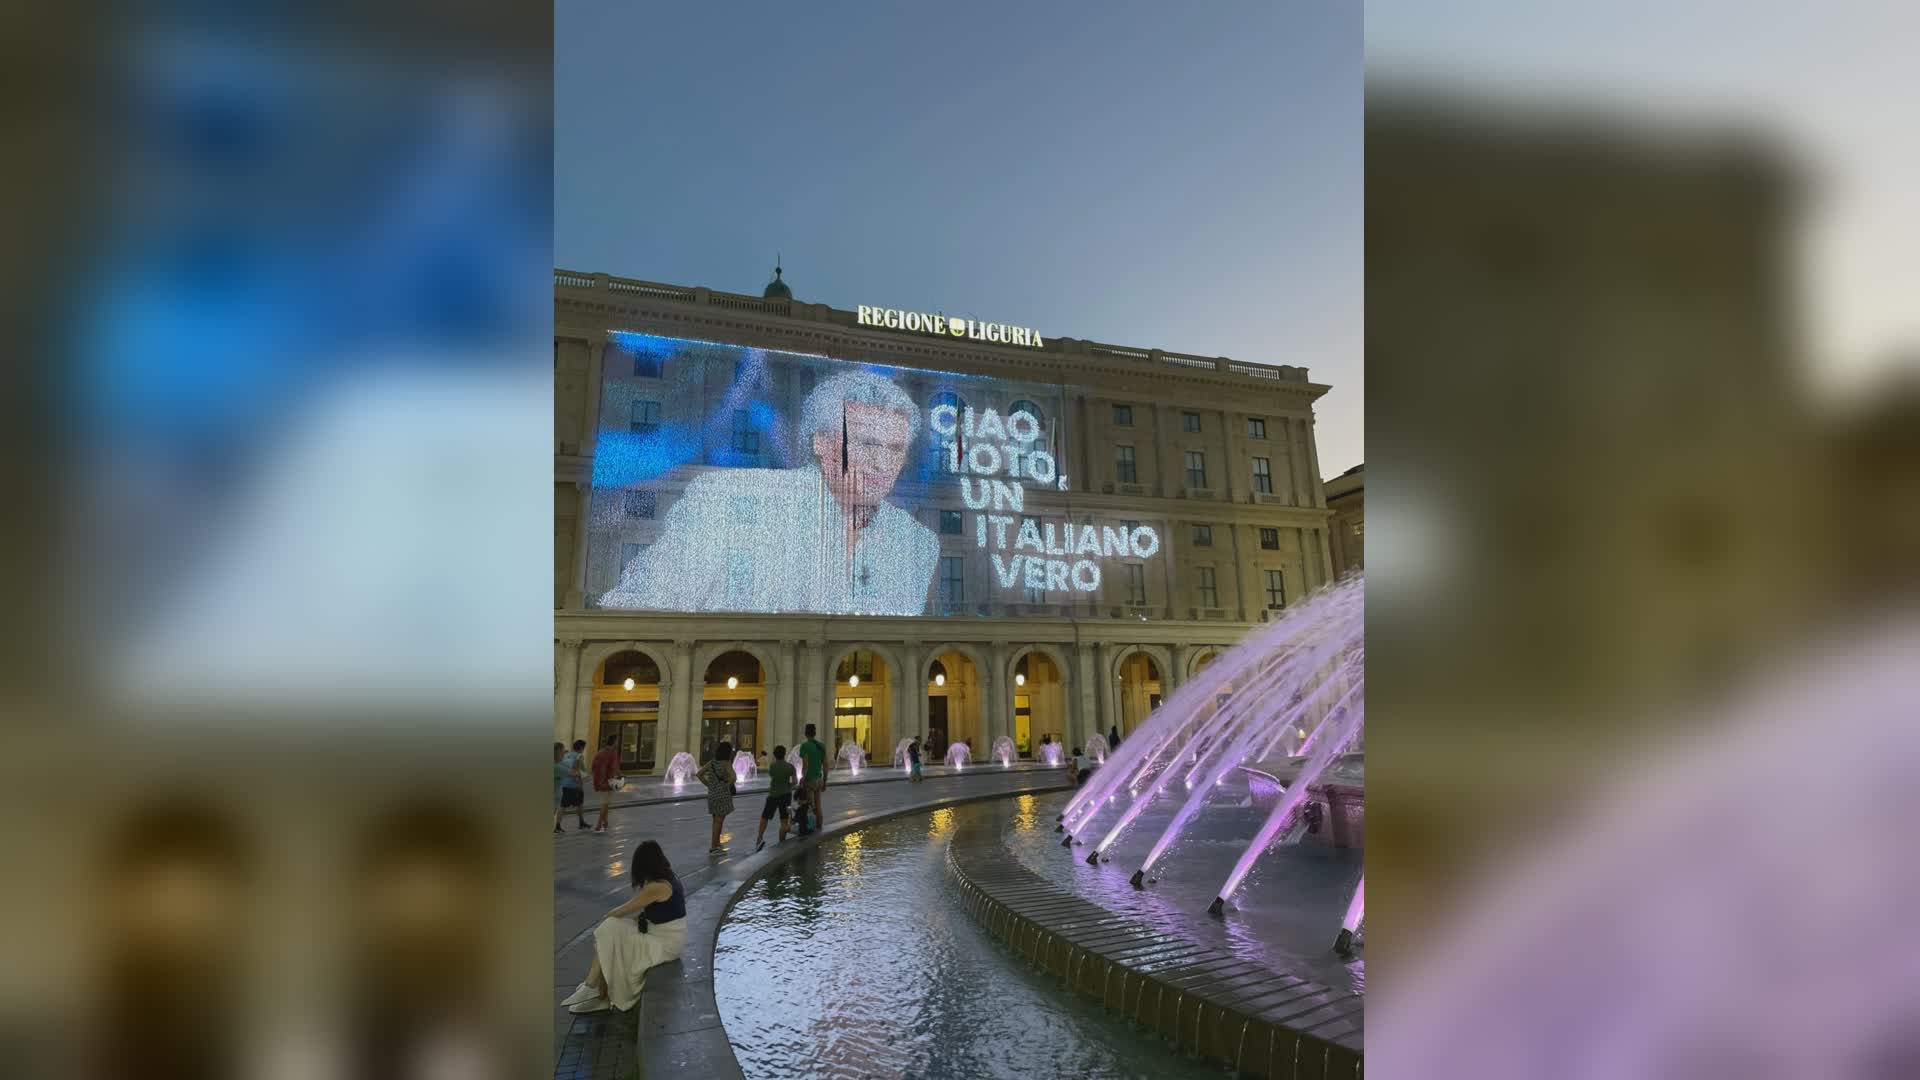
[
  {"x1": 594, "y1": 649, "x2": 662, "y2": 773},
  {"x1": 700, "y1": 650, "x2": 763, "y2": 762}
]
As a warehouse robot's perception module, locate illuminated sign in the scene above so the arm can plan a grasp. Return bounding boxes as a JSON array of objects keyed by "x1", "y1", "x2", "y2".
[{"x1": 856, "y1": 305, "x2": 1045, "y2": 348}]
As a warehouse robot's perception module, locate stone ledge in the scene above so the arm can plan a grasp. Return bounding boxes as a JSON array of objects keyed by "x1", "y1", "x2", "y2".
[{"x1": 946, "y1": 818, "x2": 1362, "y2": 1078}]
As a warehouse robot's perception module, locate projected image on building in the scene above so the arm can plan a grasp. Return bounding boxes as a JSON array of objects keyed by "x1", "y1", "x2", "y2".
[{"x1": 587, "y1": 333, "x2": 1155, "y2": 616}]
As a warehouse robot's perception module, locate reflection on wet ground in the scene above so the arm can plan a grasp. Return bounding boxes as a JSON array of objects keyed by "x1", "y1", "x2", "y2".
[
  {"x1": 714, "y1": 798, "x2": 1229, "y2": 1080},
  {"x1": 1025, "y1": 785, "x2": 1363, "y2": 992}
]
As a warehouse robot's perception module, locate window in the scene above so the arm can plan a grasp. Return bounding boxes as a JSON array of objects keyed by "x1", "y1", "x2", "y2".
[
  {"x1": 1259, "y1": 527, "x2": 1280, "y2": 550},
  {"x1": 1246, "y1": 417, "x2": 1267, "y2": 439},
  {"x1": 928, "y1": 391, "x2": 966, "y2": 473},
  {"x1": 633, "y1": 351, "x2": 663, "y2": 378},
  {"x1": 939, "y1": 509, "x2": 963, "y2": 535},
  {"x1": 1353, "y1": 521, "x2": 1364, "y2": 537},
  {"x1": 1197, "y1": 567, "x2": 1218, "y2": 608},
  {"x1": 1025, "y1": 581, "x2": 1046, "y2": 604},
  {"x1": 1183, "y1": 411, "x2": 1201, "y2": 433},
  {"x1": 1252, "y1": 457, "x2": 1273, "y2": 494},
  {"x1": 1009, "y1": 399, "x2": 1044, "y2": 440},
  {"x1": 1192, "y1": 524, "x2": 1213, "y2": 547},
  {"x1": 630, "y1": 399, "x2": 661, "y2": 435},
  {"x1": 623, "y1": 490, "x2": 656, "y2": 519},
  {"x1": 731, "y1": 409, "x2": 760, "y2": 455},
  {"x1": 939, "y1": 556, "x2": 965, "y2": 608},
  {"x1": 1114, "y1": 445, "x2": 1137, "y2": 483},
  {"x1": 1112, "y1": 404, "x2": 1133, "y2": 427},
  {"x1": 1265, "y1": 569, "x2": 1286, "y2": 610},
  {"x1": 1121, "y1": 520, "x2": 1141, "y2": 536},
  {"x1": 1184, "y1": 451, "x2": 1207, "y2": 489},
  {"x1": 621, "y1": 543, "x2": 647, "y2": 574},
  {"x1": 1126, "y1": 564, "x2": 1147, "y2": 606}
]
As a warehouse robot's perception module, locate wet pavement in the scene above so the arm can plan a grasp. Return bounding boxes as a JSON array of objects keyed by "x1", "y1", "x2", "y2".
[
  {"x1": 553, "y1": 766, "x2": 1073, "y2": 1078},
  {"x1": 713, "y1": 799, "x2": 1229, "y2": 1079}
]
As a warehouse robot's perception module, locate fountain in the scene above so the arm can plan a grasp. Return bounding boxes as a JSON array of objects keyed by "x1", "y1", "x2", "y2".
[
  {"x1": 990, "y1": 736, "x2": 1016, "y2": 767},
  {"x1": 664, "y1": 751, "x2": 697, "y2": 788},
  {"x1": 838, "y1": 743, "x2": 867, "y2": 775},
  {"x1": 944, "y1": 742, "x2": 972, "y2": 768},
  {"x1": 1085, "y1": 733, "x2": 1110, "y2": 765},
  {"x1": 732, "y1": 750, "x2": 756, "y2": 785},
  {"x1": 893, "y1": 737, "x2": 917, "y2": 771},
  {"x1": 1059, "y1": 575, "x2": 1364, "y2": 929},
  {"x1": 1038, "y1": 742, "x2": 1065, "y2": 767}
]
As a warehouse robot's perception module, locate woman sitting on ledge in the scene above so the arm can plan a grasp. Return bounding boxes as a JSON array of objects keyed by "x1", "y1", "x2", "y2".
[{"x1": 561, "y1": 839, "x2": 686, "y2": 1014}]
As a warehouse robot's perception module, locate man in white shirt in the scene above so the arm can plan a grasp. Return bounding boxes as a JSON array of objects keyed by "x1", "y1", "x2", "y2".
[{"x1": 598, "y1": 370, "x2": 940, "y2": 616}]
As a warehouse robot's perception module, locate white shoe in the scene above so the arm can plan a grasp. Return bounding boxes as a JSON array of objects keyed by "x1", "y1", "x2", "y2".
[
  {"x1": 568, "y1": 995, "x2": 612, "y2": 1014},
  {"x1": 559, "y1": 983, "x2": 600, "y2": 1008}
]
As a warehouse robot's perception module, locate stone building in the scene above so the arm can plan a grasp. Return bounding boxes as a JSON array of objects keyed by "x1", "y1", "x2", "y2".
[{"x1": 554, "y1": 266, "x2": 1337, "y2": 772}]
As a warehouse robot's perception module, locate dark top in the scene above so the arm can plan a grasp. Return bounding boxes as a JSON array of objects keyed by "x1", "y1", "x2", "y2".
[
  {"x1": 641, "y1": 874, "x2": 686, "y2": 923},
  {"x1": 908, "y1": 743, "x2": 920, "y2": 764}
]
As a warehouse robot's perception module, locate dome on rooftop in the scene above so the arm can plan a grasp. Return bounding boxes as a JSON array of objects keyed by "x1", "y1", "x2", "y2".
[{"x1": 762, "y1": 260, "x2": 792, "y2": 300}]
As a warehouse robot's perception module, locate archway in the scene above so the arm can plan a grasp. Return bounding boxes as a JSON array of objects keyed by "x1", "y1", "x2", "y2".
[
  {"x1": 593, "y1": 649, "x2": 664, "y2": 774},
  {"x1": 923, "y1": 646, "x2": 984, "y2": 761},
  {"x1": 1008, "y1": 647, "x2": 1070, "y2": 759},
  {"x1": 700, "y1": 650, "x2": 765, "y2": 764},
  {"x1": 1114, "y1": 651, "x2": 1164, "y2": 736},
  {"x1": 830, "y1": 646, "x2": 896, "y2": 765}
]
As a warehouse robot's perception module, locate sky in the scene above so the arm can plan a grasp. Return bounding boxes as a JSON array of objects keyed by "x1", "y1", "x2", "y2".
[
  {"x1": 555, "y1": 0, "x2": 1364, "y2": 478},
  {"x1": 1368, "y1": 0, "x2": 1920, "y2": 398}
]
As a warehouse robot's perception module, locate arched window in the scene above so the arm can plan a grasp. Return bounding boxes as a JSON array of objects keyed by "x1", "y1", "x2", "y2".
[
  {"x1": 926, "y1": 391, "x2": 967, "y2": 473},
  {"x1": 1008, "y1": 399, "x2": 1044, "y2": 442}
]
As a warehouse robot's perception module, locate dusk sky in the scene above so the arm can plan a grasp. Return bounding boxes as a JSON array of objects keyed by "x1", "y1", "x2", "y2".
[{"x1": 556, "y1": 0, "x2": 1363, "y2": 477}]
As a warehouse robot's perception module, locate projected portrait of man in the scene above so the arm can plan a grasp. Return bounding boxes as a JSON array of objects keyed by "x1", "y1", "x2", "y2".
[{"x1": 598, "y1": 370, "x2": 940, "y2": 615}]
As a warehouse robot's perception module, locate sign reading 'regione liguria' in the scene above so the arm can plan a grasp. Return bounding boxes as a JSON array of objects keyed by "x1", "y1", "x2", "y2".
[{"x1": 857, "y1": 305, "x2": 1045, "y2": 348}]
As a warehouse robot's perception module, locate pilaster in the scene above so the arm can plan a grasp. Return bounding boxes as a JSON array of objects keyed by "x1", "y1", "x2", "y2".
[
  {"x1": 669, "y1": 639, "x2": 697, "y2": 760},
  {"x1": 566, "y1": 480, "x2": 592, "y2": 609},
  {"x1": 555, "y1": 638, "x2": 582, "y2": 742}
]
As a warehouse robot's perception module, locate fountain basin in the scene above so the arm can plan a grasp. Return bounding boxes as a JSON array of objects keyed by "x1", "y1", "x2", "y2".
[{"x1": 1240, "y1": 753, "x2": 1365, "y2": 849}]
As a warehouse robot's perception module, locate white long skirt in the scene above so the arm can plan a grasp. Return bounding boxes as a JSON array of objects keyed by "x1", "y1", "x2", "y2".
[{"x1": 593, "y1": 915, "x2": 688, "y2": 1012}]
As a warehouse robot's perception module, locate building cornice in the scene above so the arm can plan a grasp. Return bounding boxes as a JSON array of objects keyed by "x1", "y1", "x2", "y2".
[{"x1": 555, "y1": 270, "x2": 1330, "y2": 407}]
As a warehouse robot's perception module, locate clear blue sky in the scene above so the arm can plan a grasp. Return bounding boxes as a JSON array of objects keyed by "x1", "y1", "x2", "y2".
[{"x1": 556, "y1": 0, "x2": 1363, "y2": 477}]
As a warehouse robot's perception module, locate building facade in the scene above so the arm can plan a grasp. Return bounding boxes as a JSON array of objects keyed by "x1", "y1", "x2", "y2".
[
  {"x1": 1326, "y1": 463, "x2": 1364, "y2": 577},
  {"x1": 554, "y1": 268, "x2": 1335, "y2": 772}
]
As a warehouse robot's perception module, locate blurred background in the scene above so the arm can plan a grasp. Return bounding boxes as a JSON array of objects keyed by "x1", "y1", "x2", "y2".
[
  {"x1": 1365, "y1": 2, "x2": 1919, "y2": 1077},
  {"x1": 1, "y1": 3, "x2": 552, "y2": 1077}
]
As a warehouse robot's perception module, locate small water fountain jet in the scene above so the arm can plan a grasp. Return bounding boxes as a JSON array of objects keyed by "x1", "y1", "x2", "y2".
[
  {"x1": 664, "y1": 751, "x2": 697, "y2": 789},
  {"x1": 944, "y1": 742, "x2": 971, "y2": 768},
  {"x1": 1333, "y1": 876, "x2": 1364, "y2": 955},
  {"x1": 990, "y1": 736, "x2": 1016, "y2": 767},
  {"x1": 1085, "y1": 733, "x2": 1110, "y2": 765},
  {"x1": 838, "y1": 743, "x2": 867, "y2": 775},
  {"x1": 1038, "y1": 742, "x2": 1065, "y2": 767},
  {"x1": 732, "y1": 750, "x2": 756, "y2": 785},
  {"x1": 893, "y1": 737, "x2": 917, "y2": 771},
  {"x1": 1058, "y1": 575, "x2": 1365, "y2": 933}
]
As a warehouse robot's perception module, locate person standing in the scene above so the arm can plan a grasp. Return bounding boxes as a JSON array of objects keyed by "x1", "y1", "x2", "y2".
[
  {"x1": 590, "y1": 732, "x2": 622, "y2": 833},
  {"x1": 552, "y1": 742, "x2": 570, "y2": 834},
  {"x1": 1109, "y1": 725, "x2": 1122, "y2": 751},
  {"x1": 797, "y1": 723, "x2": 828, "y2": 829},
  {"x1": 907, "y1": 737, "x2": 922, "y2": 783},
  {"x1": 560, "y1": 839, "x2": 688, "y2": 1014},
  {"x1": 755, "y1": 745, "x2": 797, "y2": 851},
  {"x1": 697, "y1": 741, "x2": 736, "y2": 854},
  {"x1": 559, "y1": 739, "x2": 590, "y2": 831}
]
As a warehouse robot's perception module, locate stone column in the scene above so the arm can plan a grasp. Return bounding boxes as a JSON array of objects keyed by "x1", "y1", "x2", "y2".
[
  {"x1": 1314, "y1": 527, "x2": 1334, "y2": 590},
  {"x1": 555, "y1": 639, "x2": 582, "y2": 742},
  {"x1": 1170, "y1": 644, "x2": 1195, "y2": 694},
  {"x1": 1220, "y1": 408, "x2": 1243, "y2": 502},
  {"x1": 1304, "y1": 417, "x2": 1327, "y2": 508},
  {"x1": 1075, "y1": 641, "x2": 1101, "y2": 750},
  {"x1": 1228, "y1": 524, "x2": 1252, "y2": 622},
  {"x1": 1290, "y1": 417, "x2": 1315, "y2": 508},
  {"x1": 1092, "y1": 641, "x2": 1114, "y2": 745},
  {"x1": 669, "y1": 640, "x2": 697, "y2": 761},
  {"x1": 800, "y1": 639, "x2": 826, "y2": 744},
  {"x1": 1066, "y1": 395, "x2": 1088, "y2": 494},
  {"x1": 566, "y1": 481, "x2": 593, "y2": 610},
  {"x1": 1154, "y1": 404, "x2": 1180, "y2": 497},
  {"x1": 777, "y1": 639, "x2": 800, "y2": 750},
  {"x1": 984, "y1": 641, "x2": 1009, "y2": 752},
  {"x1": 583, "y1": 331, "x2": 609, "y2": 452}
]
